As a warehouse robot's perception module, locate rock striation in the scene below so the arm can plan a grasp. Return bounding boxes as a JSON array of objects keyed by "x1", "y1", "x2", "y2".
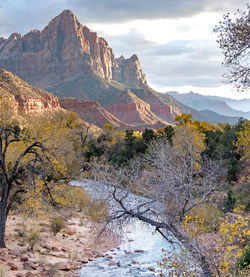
[
  {"x1": 105, "y1": 89, "x2": 168, "y2": 126},
  {"x1": 59, "y1": 99, "x2": 130, "y2": 128},
  {"x1": 0, "y1": 10, "x2": 147, "y2": 90},
  {"x1": 0, "y1": 69, "x2": 60, "y2": 114}
]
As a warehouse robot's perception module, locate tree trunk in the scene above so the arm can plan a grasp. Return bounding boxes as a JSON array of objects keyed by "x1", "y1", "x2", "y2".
[
  {"x1": 0, "y1": 205, "x2": 6, "y2": 248},
  {"x1": 125, "y1": 209, "x2": 214, "y2": 277},
  {"x1": 170, "y1": 225, "x2": 213, "y2": 277}
]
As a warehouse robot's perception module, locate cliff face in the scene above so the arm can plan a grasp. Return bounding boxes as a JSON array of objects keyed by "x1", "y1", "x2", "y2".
[
  {"x1": 132, "y1": 89, "x2": 187, "y2": 124},
  {"x1": 59, "y1": 99, "x2": 129, "y2": 128},
  {"x1": 0, "y1": 69, "x2": 60, "y2": 114},
  {"x1": 113, "y1": 55, "x2": 147, "y2": 88},
  {"x1": 105, "y1": 89, "x2": 167, "y2": 126},
  {"x1": 0, "y1": 10, "x2": 147, "y2": 91}
]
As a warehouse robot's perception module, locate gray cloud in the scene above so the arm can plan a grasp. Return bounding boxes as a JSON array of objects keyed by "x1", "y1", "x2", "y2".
[
  {"x1": 145, "y1": 41, "x2": 194, "y2": 56},
  {"x1": 0, "y1": 0, "x2": 67, "y2": 37},
  {"x1": 105, "y1": 29, "x2": 156, "y2": 57},
  {"x1": 140, "y1": 48, "x2": 224, "y2": 88},
  {"x1": 0, "y1": 0, "x2": 247, "y2": 37},
  {"x1": 69, "y1": 0, "x2": 247, "y2": 23}
]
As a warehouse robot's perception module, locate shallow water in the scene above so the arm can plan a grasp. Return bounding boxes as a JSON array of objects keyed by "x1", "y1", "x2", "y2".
[{"x1": 71, "y1": 180, "x2": 178, "y2": 277}]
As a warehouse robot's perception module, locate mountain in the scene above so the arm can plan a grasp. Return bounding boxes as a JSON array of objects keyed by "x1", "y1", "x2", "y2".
[
  {"x1": 0, "y1": 10, "x2": 147, "y2": 91},
  {"x1": 167, "y1": 91, "x2": 250, "y2": 120},
  {"x1": 0, "y1": 69, "x2": 60, "y2": 114},
  {"x1": 0, "y1": 10, "x2": 242, "y2": 127},
  {"x1": 59, "y1": 98, "x2": 130, "y2": 128},
  {"x1": 191, "y1": 110, "x2": 242, "y2": 124},
  {"x1": 208, "y1": 95, "x2": 250, "y2": 113}
]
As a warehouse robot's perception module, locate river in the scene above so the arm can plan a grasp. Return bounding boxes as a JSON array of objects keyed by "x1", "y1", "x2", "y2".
[{"x1": 71, "y1": 179, "x2": 186, "y2": 277}]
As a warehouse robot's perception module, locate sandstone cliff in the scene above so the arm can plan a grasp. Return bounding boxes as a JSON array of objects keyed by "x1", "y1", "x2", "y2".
[
  {"x1": 0, "y1": 10, "x2": 147, "y2": 91},
  {"x1": 0, "y1": 69, "x2": 60, "y2": 114},
  {"x1": 59, "y1": 99, "x2": 130, "y2": 128},
  {"x1": 105, "y1": 89, "x2": 167, "y2": 126},
  {"x1": 132, "y1": 88, "x2": 190, "y2": 124}
]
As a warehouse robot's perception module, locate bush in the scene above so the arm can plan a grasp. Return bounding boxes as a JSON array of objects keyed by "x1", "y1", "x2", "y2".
[
  {"x1": 236, "y1": 244, "x2": 250, "y2": 270},
  {"x1": 17, "y1": 229, "x2": 25, "y2": 237},
  {"x1": 223, "y1": 189, "x2": 236, "y2": 212},
  {"x1": 52, "y1": 184, "x2": 90, "y2": 211},
  {"x1": 72, "y1": 187, "x2": 90, "y2": 211},
  {"x1": 50, "y1": 216, "x2": 64, "y2": 236},
  {"x1": 234, "y1": 185, "x2": 250, "y2": 212},
  {"x1": 27, "y1": 230, "x2": 40, "y2": 251},
  {"x1": 83, "y1": 200, "x2": 108, "y2": 223},
  {"x1": 186, "y1": 202, "x2": 223, "y2": 234}
]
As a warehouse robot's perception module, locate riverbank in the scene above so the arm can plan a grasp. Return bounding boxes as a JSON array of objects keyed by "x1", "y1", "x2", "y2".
[{"x1": 0, "y1": 212, "x2": 121, "y2": 277}]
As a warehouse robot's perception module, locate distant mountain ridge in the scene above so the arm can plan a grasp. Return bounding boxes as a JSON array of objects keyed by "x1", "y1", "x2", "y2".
[
  {"x1": 0, "y1": 10, "x2": 243, "y2": 127},
  {"x1": 208, "y1": 95, "x2": 250, "y2": 113},
  {"x1": 167, "y1": 91, "x2": 250, "y2": 120}
]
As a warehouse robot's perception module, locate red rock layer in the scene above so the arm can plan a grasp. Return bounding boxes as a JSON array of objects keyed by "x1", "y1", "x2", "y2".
[
  {"x1": 133, "y1": 89, "x2": 186, "y2": 124},
  {"x1": 106, "y1": 89, "x2": 167, "y2": 126},
  {"x1": 0, "y1": 69, "x2": 60, "y2": 114},
  {"x1": 59, "y1": 99, "x2": 130, "y2": 128}
]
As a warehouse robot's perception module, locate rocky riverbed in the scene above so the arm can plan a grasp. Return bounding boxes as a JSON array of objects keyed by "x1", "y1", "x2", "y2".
[{"x1": 72, "y1": 179, "x2": 178, "y2": 277}]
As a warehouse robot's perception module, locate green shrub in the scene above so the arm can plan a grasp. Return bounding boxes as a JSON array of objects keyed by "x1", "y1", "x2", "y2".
[
  {"x1": 223, "y1": 189, "x2": 236, "y2": 212},
  {"x1": 27, "y1": 230, "x2": 40, "y2": 251},
  {"x1": 17, "y1": 229, "x2": 25, "y2": 237},
  {"x1": 236, "y1": 244, "x2": 250, "y2": 270},
  {"x1": 50, "y1": 216, "x2": 64, "y2": 236}
]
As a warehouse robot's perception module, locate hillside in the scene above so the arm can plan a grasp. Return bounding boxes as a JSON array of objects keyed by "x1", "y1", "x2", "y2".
[
  {"x1": 0, "y1": 69, "x2": 60, "y2": 114},
  {"x1": 0, "y1": 69, "x2": 101, "y2": 133}
]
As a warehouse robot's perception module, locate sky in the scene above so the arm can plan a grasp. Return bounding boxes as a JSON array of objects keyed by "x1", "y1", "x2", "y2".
[{"x1": 0, "y1": 0, "x2": 249, "y2": 99}]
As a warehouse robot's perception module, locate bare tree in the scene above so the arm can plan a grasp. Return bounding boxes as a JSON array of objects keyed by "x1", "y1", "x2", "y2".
[
  {"x1": 214, "y1": 4, "x2": 250, "y2": 91},
  {"x1": 92, "y1": 136, "x2": 226, "y2": 277}
]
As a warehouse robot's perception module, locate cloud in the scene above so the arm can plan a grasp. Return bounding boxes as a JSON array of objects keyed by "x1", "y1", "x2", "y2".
[
  {"x1": 69, "y1": 0, "x2": 247, "y2": 23},
  {"x1": 0, "y1": 0, "x2": 247, "y2": 37},
  {"x1": 104, "y1": 29, "x2": 156, "y2": 57},
  {"x1": 0, "y1": 0, "x2": 66, "y2": 37},
  {"x1": 145, "y1": 41, "x2": 193, "y2": 56},
  {"x1": 140, "y1": 46, "x2": 224, "y2": 88}
]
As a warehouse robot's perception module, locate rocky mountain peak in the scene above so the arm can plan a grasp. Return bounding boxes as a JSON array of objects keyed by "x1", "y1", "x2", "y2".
[
  {"x1": 129, "y1": 54, "x2": 139, "y2": 61},
  {"x1": 8, "y1": 33, "x2": 22, "y2": 40},
  {"x1": 44, "y1": 9, "x2": 79, "y2": 34},
  {"x1": 115, "y1": 55, "x2": 125, "y2": 65},
  {"x1": 113, "y1": 54, "x2": 147, "y2": 88},
  {"x1": 0, "y1": 10, "x2": 148, "y2": 91}
]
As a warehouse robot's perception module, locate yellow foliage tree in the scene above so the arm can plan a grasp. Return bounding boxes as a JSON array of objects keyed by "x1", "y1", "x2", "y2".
[
  {"x1": 218, "y1": 215, "x2": 250, "y2": 276},
  {"x1": 0, "y1": 101, "x2": 84, "y2": 247}
]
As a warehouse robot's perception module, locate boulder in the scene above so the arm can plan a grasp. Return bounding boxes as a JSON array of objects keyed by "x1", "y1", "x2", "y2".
[
  {"x1": 20, "y1": 254, "x2": 29, "y2": 262},
  {"x1": 54, "y1": 262, "x2": 71, "y2": 271},
  {"x1": 134, "y1": 249, "x2": 144, "y2": 253},
  {"x1": 108, "y1": 260, "x2": 119, "y2": 266}
]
